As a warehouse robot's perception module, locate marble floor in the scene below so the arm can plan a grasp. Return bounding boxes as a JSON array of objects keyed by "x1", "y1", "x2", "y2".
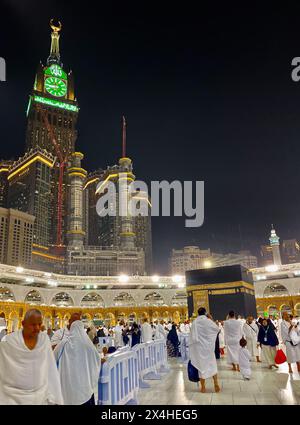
[{"x1": 137, "y1": 357, "x2": 300, "y2": 405}]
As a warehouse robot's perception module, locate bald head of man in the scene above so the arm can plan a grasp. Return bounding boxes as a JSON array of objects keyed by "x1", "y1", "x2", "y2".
[
  {"x1": 22, "y1": 309, "x2": 43, "y2": 341},
  {"x1": 67, "y1": 312, "x2": 81, "y2": 330}
]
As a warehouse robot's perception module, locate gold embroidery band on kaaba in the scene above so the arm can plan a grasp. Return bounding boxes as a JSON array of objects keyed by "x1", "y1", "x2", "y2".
[{"x1": 186, "y1": 280, "x2": 254, "y2": 292}]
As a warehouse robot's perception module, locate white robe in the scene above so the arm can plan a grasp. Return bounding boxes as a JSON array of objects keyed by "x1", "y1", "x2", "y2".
[
  {"x1": 218, "y1": 324, "x2": 225, "y2": 348},
  {"x1": 0, "y1": 329, "x2": 7, "y2": 341},
  {"x1": 189, "y1": 315, "x2": 219, "y2": 379},
  {"x1": 141, "y1": 322, "x2": 153, "y2": 343},
  {"x1": 154, "y1": 324, "x2": 166, "y2": 340},
  {"x1": 180, "y1": 324, "x2": 191, "y2": 334},
  {"x1": 277, "y1": 319, "x2": 283, "y2": 342},
  {"x1": 280, "y1": 321, "x2": 300, "y2": 363},
  {"x1": 0, "y1": 330, "x2": 63, "y2": 405},
  {"x1": 54, "y1": 320, "x2": 101, "y2": 405},
  {"x1": 239, "y1": 347, "x2": 251, "y2": 378},
  {"x1": 50, "y1": 327, "x2": 70, "y2": 347},
  {"x1": 166, "y1": 323, "x2": 172, "y2": 331},
  {"x1": 114, "y1": 325, "x2": 124, "y2": 348},
  {"x1": 290, "y1": 327, "x2": 300, "y2": 345},
  {"x1": 242, "y1": 321, "x2": 259, "y2": 357},
  {"x1": 224, "y1": 318, "x2": 243, "y2": 364}
]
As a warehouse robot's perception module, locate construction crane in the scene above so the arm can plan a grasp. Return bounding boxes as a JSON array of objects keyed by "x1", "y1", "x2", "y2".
[{"x1": 36, "y1": 103, "x2": 69, "y2": 249}]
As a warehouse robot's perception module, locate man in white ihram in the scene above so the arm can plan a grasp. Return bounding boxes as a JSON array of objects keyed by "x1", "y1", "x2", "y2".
[
  {"x1": 114, "y1": 320, "x2": 124, "y2": 348},
  {"x1": 224, "y1": 310, "x2": 243, "y2": 371},
  {"x1": 0, "y1": 309, "x2": 63, "y2": 405},
  {"x1": 189, "y1": 307, "x2": 221, "y2": 393},
  {"x1": 50, "y1": 312, "x2": 81, "y2": 349},
  {"x1": 54, "y1": 318, "x2": 100, "y2": 405},
  {"x1": 141, "y1": 318, "x2": 153, "y2": 342},
  {"x1": 154, "y1": 320, "x2": 167, "y2": 340},
  {"x1": 280, "y1": 312, "x2": 300, "y2": 374},
  {"x1": 243, "y1": 316, "x2": 261, "y2": 362},
  {"x1": 180, "y1": 320, "x2": 191, "y2": 334}
]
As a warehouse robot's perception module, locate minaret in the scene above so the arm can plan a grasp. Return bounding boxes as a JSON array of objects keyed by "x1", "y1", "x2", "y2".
[
  {"x1": 67, "y1": 152, "x2": 87, "y2": 247},
  {"x1": 47, "y1": 19, "x2": 62, "y2": 66},
  {"x1": 119, "y1": 116, "x2": 136, "y2": 251},
  {"x1": 269, "y1": 224, "x2": 282, "y2": 266}
]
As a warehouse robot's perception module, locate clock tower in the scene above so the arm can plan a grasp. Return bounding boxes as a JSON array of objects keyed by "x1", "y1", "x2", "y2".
[
  {"x1": 26, "y1": 20, "x2": 78, "y2": 158},
  {"x1": 25, "y1": 20, "x2": 79, "y2": 250}
]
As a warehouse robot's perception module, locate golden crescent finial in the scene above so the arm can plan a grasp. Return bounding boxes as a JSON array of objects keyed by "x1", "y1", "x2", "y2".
[{"x1": 50, "y1": 19, "x2": 62, "y2": 32}]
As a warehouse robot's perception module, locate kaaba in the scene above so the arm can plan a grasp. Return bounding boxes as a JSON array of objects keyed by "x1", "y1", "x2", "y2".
[{"x1": 186, "y1": 264, "x2": 257, "y2": 320}]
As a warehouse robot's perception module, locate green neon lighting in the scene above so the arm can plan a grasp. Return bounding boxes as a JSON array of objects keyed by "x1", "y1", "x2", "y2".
[
  {"x1": 26, "y1": 95, "x2": 32, "y2": 117},
  {"x1": 33, "y1": 95, "x2": 79, "y2": 112},
  {"x1": 45, "y1": 64, "x2": 67, "y2": 80},
  {"x1": 45, "y1": 76, "x2": 67, "y2": 97}
]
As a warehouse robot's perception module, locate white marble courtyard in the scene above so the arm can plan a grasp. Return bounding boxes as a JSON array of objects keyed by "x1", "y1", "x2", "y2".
[{"x1": 137, "y1": 357, "x2": 300, "y2": 405}]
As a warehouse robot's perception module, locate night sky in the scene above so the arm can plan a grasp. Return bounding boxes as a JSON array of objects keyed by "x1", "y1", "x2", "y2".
[{"x1": 1, "y1": 1, "x2": 300, "y2": 273}]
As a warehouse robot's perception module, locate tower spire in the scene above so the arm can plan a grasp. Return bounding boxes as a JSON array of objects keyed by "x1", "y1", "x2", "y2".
[
  {"x1": 122, "y1": 115, "x2": 126, "y2": 158},
  {"x1": 47, "y1": 19, "x2": 62, "y2": 66},
  {"x1": 269, "y1": 224, "x2": 282, "y2": 266}
]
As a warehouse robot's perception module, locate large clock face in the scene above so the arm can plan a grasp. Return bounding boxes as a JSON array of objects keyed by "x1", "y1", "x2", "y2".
[{"x1": 44, "y1": 76, "x2": 67, "y2": 97}]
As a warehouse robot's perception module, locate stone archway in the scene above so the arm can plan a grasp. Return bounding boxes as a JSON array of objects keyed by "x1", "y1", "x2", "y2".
[
  {"x1": 143, "y1": 292, "x2": 165, "y2": 307},
  {"x1": 53, "y1": 313, "x2": 62, "y2": 330},
  {"x1": 81, "y1": 313, "x2": 92, "y2": 327},
  {"x1": 267, "y1": 305, "x2": 279, "y2": 317},
  {"x1": 172, "y1": 310, "x2": 181, "y2": 324},
  {"x1": 128, "y1": 312, "x2": 137, "y2": 324},
  {"x1": 63, "y1": 313, "x2": 71, "y2": 327},
  {"x1": 51, "y1": 292, "x2": 74, "y2": 307},
  {"x1": 24, "y1": 289, "x2": 43, "y2": 305},
  {"x1": 8, "y1": 311, "x2": 19, "y2": 332},
  {"x1": 152, "y1": 311, "x2": 159, "y2": 322},
  {"x1": 113, "y1": 292, "x2": 136, "y2": 307},
  {"x1": 0, "y1": 286, "x2": 15, "y2": 302},
  {"x1": 162, "y1": 311, "x2": 170, "y2": 322},
  {"x1": 171, "y1": 291, "x2": 187, "y2": 306},
  {"x1": 263, "y1": 284, "x2": 289, "y2": 297},
  {"x1": 280, "y1": 304, "x2": 292, "y2": 315},
  {"x1": 294, "y1": 303, "x2": 300, "y2": 317},
  {"x1": 139, "y1": 311, "x2": 149, "y2": 322},
  {"x1": 43, "y1": 312, "x2": 52, "y2": 329},
  {"x1": 104, "y1": 312, "x2": 115, "y2": 327},
  {"x1": 80, "y1": 293, "x2": 105, "y2": 308},
  {"x1": 117, "y1": 312, "x2": 127, "y2": 323}
]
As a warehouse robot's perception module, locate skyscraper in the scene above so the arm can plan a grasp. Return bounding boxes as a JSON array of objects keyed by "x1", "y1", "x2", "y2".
[
  {"x1": 0, "y1": 160, "x2": 13, "y2": 208},
  {"x1": 7, "y1": 148, "x2": 55, "y2": 249},
  {"x1": 67, "y1": 152, "x2": 87, "y2": 247},
  {"x1": 66, "y1": 117, "x2": 149, "y2": 276},
  {"x1": 281, "y1": 239, "x2": 300, "y2": 264},
  {"x1": 26, "y1": 20, "x2": 78, "y2": 157},
  {"x1": 94, "y1": 117, "x2": 152, "y2": 272},
  {"x1": 260, "y1": 244, "x2": 274, "y2": 266},
  {"x1": 25, "y1": 20, "x2": 79, "y2": 248},
  {"x1": 0, "y1": 207, "x2": 35, "y2": 267},
  {"x1": 83, "y1": 169, "x2": 105, "y2": 246}
]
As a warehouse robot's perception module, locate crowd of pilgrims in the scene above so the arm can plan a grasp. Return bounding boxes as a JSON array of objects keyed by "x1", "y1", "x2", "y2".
[
  {"x1": 79, "y1": 313, "x2": 300, "y2": 374},
  {"x1": 0, "y1": 309, "x2": 300, "y2": 403}
]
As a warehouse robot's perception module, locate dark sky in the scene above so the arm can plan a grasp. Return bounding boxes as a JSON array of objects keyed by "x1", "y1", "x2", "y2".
[{"x1": 1, "y1": 1, "x2": 300, "y2": 273}]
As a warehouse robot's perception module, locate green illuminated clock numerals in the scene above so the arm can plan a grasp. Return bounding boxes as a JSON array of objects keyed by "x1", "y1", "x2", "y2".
[{"x1": 45, "y1": 76, "x2": 67, "y2": 97}]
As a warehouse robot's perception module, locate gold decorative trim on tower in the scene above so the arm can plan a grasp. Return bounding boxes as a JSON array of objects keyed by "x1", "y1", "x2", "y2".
[{"x1": 48, "y1": 19, "x2": 62, "y2": 66}]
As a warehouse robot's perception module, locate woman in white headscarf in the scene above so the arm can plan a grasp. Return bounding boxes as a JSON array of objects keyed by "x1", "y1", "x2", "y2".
[{"x1": 54, "y1": 320, "x2": 101, "y2": 405}]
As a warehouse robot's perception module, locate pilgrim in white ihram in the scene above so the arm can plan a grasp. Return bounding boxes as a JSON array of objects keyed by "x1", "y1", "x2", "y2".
[
  {"x1": 54, "y1": 320, "x2": 101, "y2": 405},
  {"x1": 0, "y1": 329, "x2": 63, "y2": 405}
]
